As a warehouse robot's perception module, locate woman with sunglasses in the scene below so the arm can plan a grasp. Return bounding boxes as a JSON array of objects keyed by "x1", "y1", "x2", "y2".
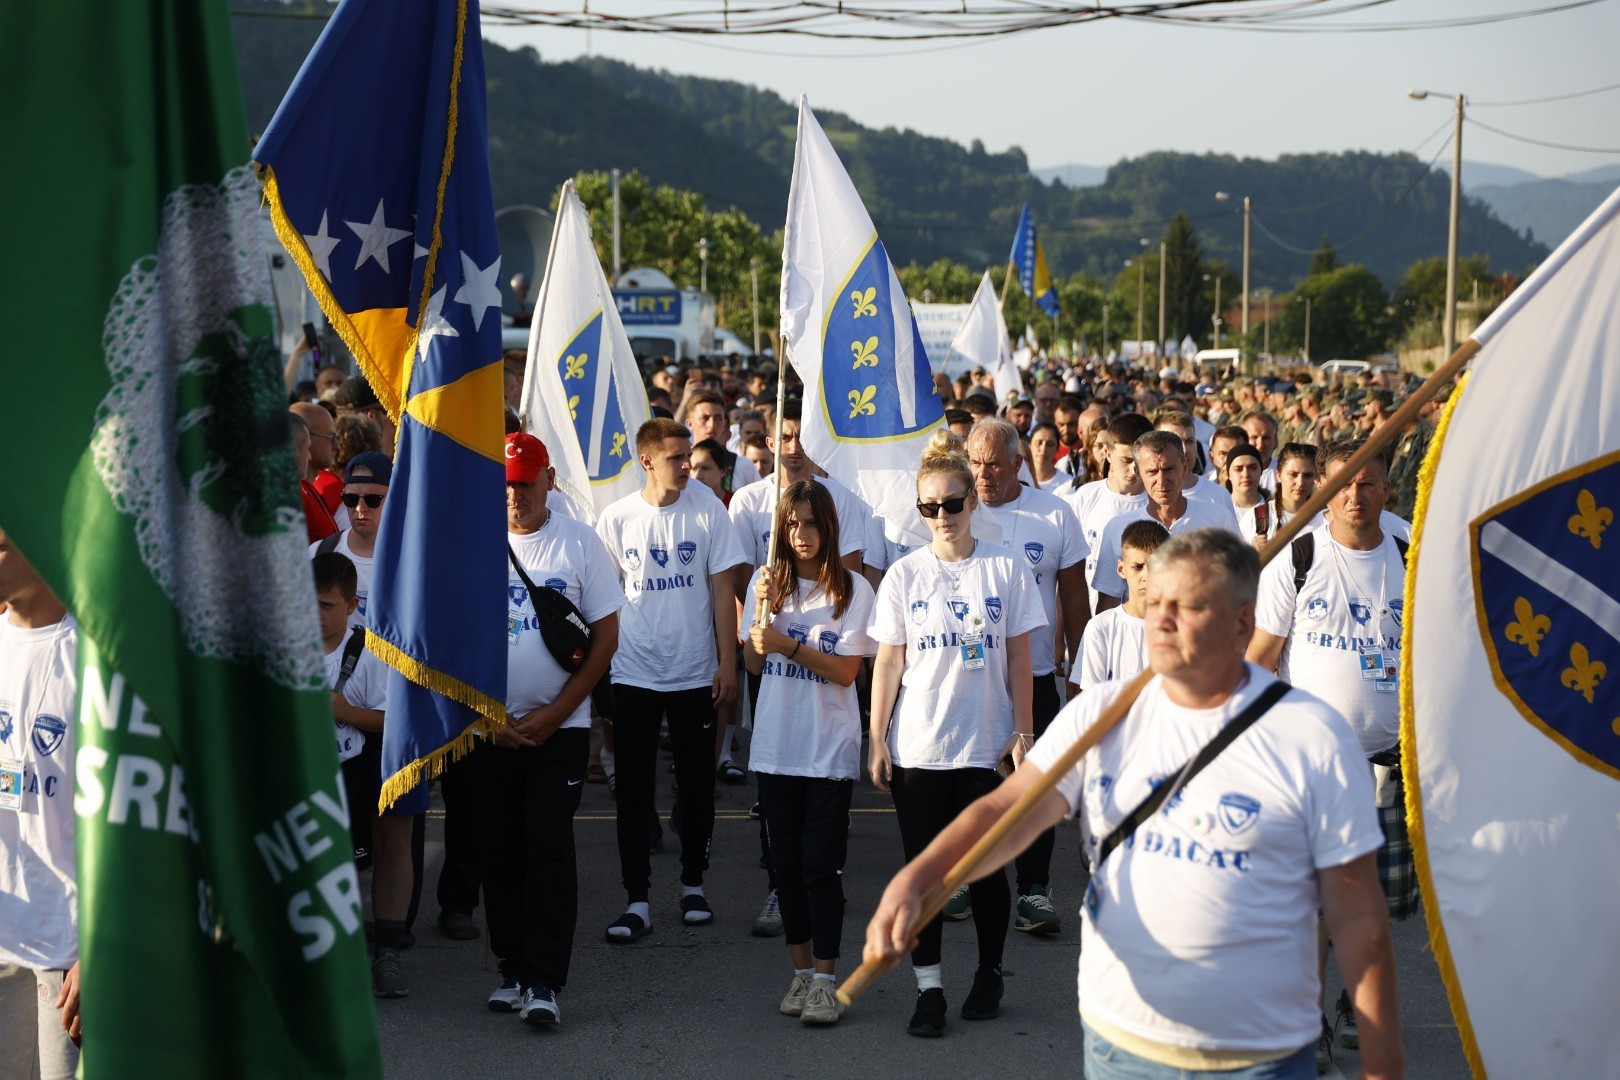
[
  {"x1": 1225, "y1": 443, "x2": 1273, "y2": 548},
  {"x1": 868, "y1": 431, "x2": 1045, "y2": 1039},
  {"x1": 744, "y1": 480, "x2": 876, "y2": 1027}
]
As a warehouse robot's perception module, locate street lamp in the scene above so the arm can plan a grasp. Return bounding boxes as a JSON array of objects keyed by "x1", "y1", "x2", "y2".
[
  {"x1": 1295, "y1": 294, "x2": 1312, "y2": 363},
  {"x1": 1216, "y1": 190, "x2": 1252, "y2": 373},
  {"x1": 750, "y1": 256, "x2": 762, "y2": 355},
  {"x1": 1203, "y1": 273, "x2": 1224, "y2": 350},
  {"x1": 1409, "y1": 89, "x2": 1464, "y2": 360},
  {"x1": 1157, "y1": 240, "x2": 1167, "y2": 352},
  {"x1": 698, "y1": 236, "x2": 710, "y2": 293}
]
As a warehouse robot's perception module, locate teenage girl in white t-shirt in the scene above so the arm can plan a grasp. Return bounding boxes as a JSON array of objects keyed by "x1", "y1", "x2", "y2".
[
  {"x1": 1226, "y1": 444, "x2": 1274, "y2": 548},
  {"x1": 869, "y1": 432, "x2": 1043, "y2": 1038},
  {"x1": 744, "y1": 479, "x2": 875, "y2": 1027}
]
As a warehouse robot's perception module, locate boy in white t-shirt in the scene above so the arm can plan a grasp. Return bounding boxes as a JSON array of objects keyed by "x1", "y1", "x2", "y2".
[
  {"x1": 1078, "y1": 519, "x2": 1168, "y2": 691},
  {"x1": 596, "y1": 418, "x2": 745, "y2": 941}
]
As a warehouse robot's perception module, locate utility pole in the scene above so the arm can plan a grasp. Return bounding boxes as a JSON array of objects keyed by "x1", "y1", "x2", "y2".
[
  {"x1": 1135, "y1": 259, "x2": 1145, "y2": 350},
  {"x1": 1445, "y1": 94, "x2": 1463, "y2": 360},
  {"x1": 610, "y1": 168, "x2": 622, "y2": 283},
  {"x1": 1157, "y1": 240, "x2": 1167, "y2": 351},
  {"x1": 1241, "y1": 196, "x2": 1251, "y2": 373},
  {"x1": 1212, "y1": 275, "x2": 1223, "y2": 351},
  {"x1": 750, "y1": 257, "x2": 761, "y2": 355}
]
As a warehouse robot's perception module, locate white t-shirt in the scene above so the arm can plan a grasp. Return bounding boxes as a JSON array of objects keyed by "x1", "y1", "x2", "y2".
[
  {"x1": 548, "y1": 486, "x2": 585, "y2": 522},
  {"x1": 1182, "y1": 474, "x2": 1231, "y2": 507},
  {"x1": 1025, "y1": 665, "x2": 1381, "y2": 1053},
  {"x1": 1234, "y1": 497, "x2": 1274, "y2": 546},
  {"x1": 730, "y1": 452, "x2": 761, "y2": 492},
  {"x1": 862, "y1": 514, "x2": 918, "y2": 574},
  {"x1": 972, "y1": 484, "x2": 1086, "y2": 676},
  {"x1": 1060, "y1": 479, "x2": 1147, "y2": 612},
  {"x1": 1078, "y1": 606, "x2": 1147, "y2": 690},
  {"x1": 743, "y1": 569, "x2": 876, "y2": 779},
  {"x1": 308, "y1": 531, "x2": 374, "y2": 629},
  {"x1": 871, "y1": 543, "x2": 1046, "y2": 769},
  {"x1": 1091, "y1": 497, "x2": 1242, "y2": 600},
  {"x1": 507, "y1": 515, "x2": 626, "y2": 729},
  {"x1": 729, "y1": 474, "x2": 868, "y2": 568},
  {"x1": 323, "y1": 631, "x2": 389, "y2": 763},
  {"x1": 596, "y1": 485, "x2": 746, "y2": 691},
  {"x1": 0, "y1": 615, "x2": 78, "y2": 971},
  {"x1": 1254, "y1": 530, "x2": 1406, "y2": 756}
]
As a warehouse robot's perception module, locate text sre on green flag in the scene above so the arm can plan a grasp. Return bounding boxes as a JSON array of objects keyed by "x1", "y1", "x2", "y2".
[{"x1": 0, "y1": 4, "x2": 383, "y2": 1077}]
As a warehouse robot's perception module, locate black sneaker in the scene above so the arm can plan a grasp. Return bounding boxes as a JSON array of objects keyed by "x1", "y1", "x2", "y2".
[
  {"x1": 372, "y1": 948, "x2": 409, "y2": 999},
  {"x1": 1334, "y1": 988, "x2": 1359, "y2": 1048},
  {"x1": 1315, "y1": 1015, "x2": 1333, "y2": 1074},
  {"x1": 907, "y1": 987, "x2": 947, "y2": 1037},
  {"x1": 960, "y1": 966, "x2": 1004, "y2": 1020}
]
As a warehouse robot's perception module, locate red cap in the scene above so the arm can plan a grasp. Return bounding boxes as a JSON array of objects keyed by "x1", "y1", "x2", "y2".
[{"x1": 505, "y1": 432, "x2": 550, "y2": 483}]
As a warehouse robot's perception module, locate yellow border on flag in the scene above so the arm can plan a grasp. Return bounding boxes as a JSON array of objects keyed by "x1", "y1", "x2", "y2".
[
  {"x1": 1399, "y1": 373, "x2": 1487, "y2": 1080},
  {"x1": 1466, "y1": 448, "x2": 1620, "y2": 782}
]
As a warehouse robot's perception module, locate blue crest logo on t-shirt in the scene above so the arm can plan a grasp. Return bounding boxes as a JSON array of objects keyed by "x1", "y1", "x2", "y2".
[
  {"x1": 1389, "y1": 598, "x2": 1404, "y2": 629},
  {"x1": 650, "y1": 547, "x2": 669, "y2": 568},
  {"x1": 31, "y1": 714, "x2": 67, "y2": 758},
  {"x1": 819, "y1": 630, "x2": 839, "y2": 654},
  {"x1": 985, "y1": 596, "x2": 1003, "y2": 624},
  {"x1": 1305, "y1": 597, "x2": 1329, "y2": 621},
  {"x1": 788, "y1": 624, "x2": 810, "y2": 644},
  {"x1": 0, "y1": 707, "x2": 12, "y2": 745},
  {"x1": 544, "y1": 578, "x2": 568, "y2": 592},
  {"x1": 625, "y1": 548, "x2": 641, "y2": 571},
  {"x1": 910, "y1": 600, "x2": 929, "y2": 626},
  {"x1": 948, "y1": 599, "x2": 970, "y2": 621},
  {"x1": 1348, "y1": 598, "x2": 1374, "y2": 626},
  {"x1": 1024, "y1": 541, "x2": 1044, "y2": 565},
  {"x1": 508, "y1": 582, "x2": 529, "y2": 607},
  {"x1": 677, "y1": 540, "x2": 697, "y2": 566},
  {"x1": 1218, "y1": 792, "x2": 1262, "y2": 835}
]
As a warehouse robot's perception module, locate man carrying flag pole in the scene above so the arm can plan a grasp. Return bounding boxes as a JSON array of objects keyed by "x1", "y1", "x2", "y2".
[
  {"x1": 2, "y1": 2, "x2": 382, "y2": 1074},
  {"x1": 256, "y1": 0, "x2": 510, "y2": 997}
]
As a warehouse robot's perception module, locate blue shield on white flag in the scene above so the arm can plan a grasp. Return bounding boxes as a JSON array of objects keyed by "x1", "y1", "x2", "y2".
[{"x1": 780, "y1": 97, "x2": 944, "y2": 547}]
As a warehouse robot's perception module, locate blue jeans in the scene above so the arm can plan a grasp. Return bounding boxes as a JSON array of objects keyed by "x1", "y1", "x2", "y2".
[{"x1": 1083, "y1": 1023, "x2": 1316, "y2": 1079}]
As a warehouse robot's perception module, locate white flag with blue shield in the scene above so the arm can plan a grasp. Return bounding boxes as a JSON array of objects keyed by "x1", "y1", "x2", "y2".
[
  {"x1": 1404, "y1": 184, "x2": 1620, "y2": 1077},
  {"x1": 780, "y1": 96, "x2": 945, "y2": 547},
  {"x1": 520, "y1": 179, "x2": 650, "y2": 522}
]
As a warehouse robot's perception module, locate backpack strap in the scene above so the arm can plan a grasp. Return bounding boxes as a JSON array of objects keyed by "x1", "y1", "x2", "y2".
[
  {"x1": 334, "y1": 627, "x2": 366, "y2": 695},
  {"x1": 1291, "y1": 531, "x2": 1315, "y2": 595},
  {"x1": 317, "y1": 530, "x2": 343, "y2": 556},
  {"x1": 1394, "y1": 535, "x2": 1409, "y2": 567}
]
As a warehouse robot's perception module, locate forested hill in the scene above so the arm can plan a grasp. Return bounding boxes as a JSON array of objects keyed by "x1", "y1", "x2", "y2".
[{"x1": 232, "y1": 2, "x2": 1546, "y2": 290}]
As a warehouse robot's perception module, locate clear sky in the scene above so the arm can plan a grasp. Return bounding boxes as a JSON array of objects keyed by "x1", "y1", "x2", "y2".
[{"x1": 486, "y1": 0, "x2": 1620, "y2": 183}]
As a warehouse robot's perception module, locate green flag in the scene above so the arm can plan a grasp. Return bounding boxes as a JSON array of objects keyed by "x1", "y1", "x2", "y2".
[{"x1": 0, "y1": 4, "x2": 382, "y2": 1076}]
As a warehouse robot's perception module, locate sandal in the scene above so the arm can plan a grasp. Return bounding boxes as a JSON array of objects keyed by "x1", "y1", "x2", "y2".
[
  {"x1": 717, "y1": 760, "x2": 746, "y2": 784},
  {"x1": 605, "y1": 912, "x2": 652, "y2": 943}
]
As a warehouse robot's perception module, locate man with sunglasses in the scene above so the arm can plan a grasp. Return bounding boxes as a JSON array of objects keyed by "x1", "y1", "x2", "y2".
[{"x1": 308, "y1": 451, "x2": 390, "y2": 629}]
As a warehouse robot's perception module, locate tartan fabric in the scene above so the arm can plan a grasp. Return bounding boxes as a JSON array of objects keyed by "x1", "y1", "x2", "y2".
[{"x1": 1376, "y1": 769, "x2": 1420, "y2": 921}]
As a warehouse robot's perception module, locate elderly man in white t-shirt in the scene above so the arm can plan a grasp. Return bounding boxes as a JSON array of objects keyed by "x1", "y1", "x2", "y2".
[{"x1": 863, "y1": 528, "x2": 1402, "y2": 1080}]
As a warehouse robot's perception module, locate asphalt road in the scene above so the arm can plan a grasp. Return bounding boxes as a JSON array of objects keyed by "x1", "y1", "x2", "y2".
[{"x1": 376, "y1": 748, "x2": 1468, "y2": 1079}]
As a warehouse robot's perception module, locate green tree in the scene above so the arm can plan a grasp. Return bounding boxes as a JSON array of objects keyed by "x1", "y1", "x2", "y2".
[
  {"x1": 1391, "y1": 254, "x2": 1498, "y2": 344},
  {"x1": 1161, "y1": 211, "x2": 1207, "y2": 343},
  {"x1": 1272, "y1": 265, "x2": 1394, "y2": 361},
  {"x1": 1309, "y1": 235, "x2": 1339, "y2": 276}
]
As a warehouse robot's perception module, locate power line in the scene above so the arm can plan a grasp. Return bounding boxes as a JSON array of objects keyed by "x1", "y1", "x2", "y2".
[
  {"x1": 1464, "y1": 116, "x2": 1620, "y2": 155},
  {"x1": 1470, "y1": 79, "x2": 1620, "y2": 108},
  {"x1": 1260, "y1": 116, "x2": 1452, "y2": 216}
]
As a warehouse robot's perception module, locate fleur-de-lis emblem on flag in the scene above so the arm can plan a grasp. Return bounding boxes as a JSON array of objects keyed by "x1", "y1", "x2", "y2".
[
  {"x1": 564, "y1": 352, "x2": 588, "y2": 381},
  {"x1": 1567, "y1": 489, "x2": 1612, "y2": 549},
  {"x1": 851, "y1": 287, "x2": 877, "y2": 318},
  {"x1": 567, "y1": 394, "x2": 580, "y2": 420},
  {"x1": 1504, "y1": 597, "x2": 1552, "y2": 657},
  {"x1": 848, "y1": 385, "x2": 877, "y2": 418},
  {"x1": 1560, "y1": 642, "x2": 1606, "y2": 704},
  {"x1": 610, "y1": 431, "x2": 627, "y2": 458},
  {"x1": 851, "y1": 336, "x2": 880, "y2": 369}
]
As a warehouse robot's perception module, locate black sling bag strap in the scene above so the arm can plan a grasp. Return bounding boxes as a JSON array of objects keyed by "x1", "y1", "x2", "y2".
[
  {"x1": 507, "y1": 542, "x2": 616, "y2": 717},
  {"x1": 334, "y1": 627, "x2": 367, "y2": 696},
  {"x1": 1094, "y1": 679, "x2": 1291, "y2": 868}
]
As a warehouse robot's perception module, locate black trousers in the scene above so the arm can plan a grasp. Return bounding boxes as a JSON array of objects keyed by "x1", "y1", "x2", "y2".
[
  {"x1": 341, "y1": 737, "x2": 425, "y2": 929},
  {"x1": 436, "y1": 751, "x2": 481, "y2": 915},
  {"x1": 613, "y1": 683, "x2": 716, "y2": 900},
  {"x1": 745, "y1": 669, "x2": 777, "y2": 890},
  {"x1": 1013, "y1": 675, "x2": 1063, "y2": 893},
  {"x1": 758, "y1": 773, "x2": 853, "y2": 960},
  {"x1": 468, "y1": 729, "x2": 589, "y2": 990},
  {"x1": 891, "y1": 766, "x2": 1010, "y2": 970}
]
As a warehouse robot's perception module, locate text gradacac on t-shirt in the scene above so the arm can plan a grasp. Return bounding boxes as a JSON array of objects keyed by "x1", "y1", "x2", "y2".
[
  {"x1": 1254, "y1": 532, "x2": 1406, "y2": 756},
  {"x1": 1025, "y1": 664, "x2": 1381, "y2": 1054},
  {"x1": 596, "y1": 486, "x2": 746, "y2": 692},
  {"x1": 871, "y1": 544, "x2": 1047, "y2": 769},
  {"x1": 743, "y1": 569, "x2": 875, "y2": 780},
  {"x1": 506, "y1": 516, "x2": 627, "y2": 729}
]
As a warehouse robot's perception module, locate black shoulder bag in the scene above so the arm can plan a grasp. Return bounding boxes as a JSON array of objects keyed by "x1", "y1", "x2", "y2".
[
  {"x1": 508, "y1": 544, "x2": 616, "y2": 718},
  {"x1": 1085, "y1": 679, "x2": 1291, "y2": 918}
]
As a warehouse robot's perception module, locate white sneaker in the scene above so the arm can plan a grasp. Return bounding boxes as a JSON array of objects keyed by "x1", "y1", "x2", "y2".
[
  {"x1": 487, "y1": 977, "x2": 523, "y2": 1012},
  {"x1": 800, "y1": 981, "x2": 843, "y2": 1026},
  {"x1": 521, "y1": 984, "x2": 560, "y2": 1027},
  {"x1": 752, "y1": 889, "x2": 784, "y2": 937},
  {"x1": 779, "y1": 972, "x2": 812, "y2": 1016}
]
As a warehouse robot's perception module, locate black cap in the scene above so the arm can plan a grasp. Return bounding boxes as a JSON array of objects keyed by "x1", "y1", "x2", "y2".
[{"x1": 337, "y1": 376, "x2": 380, "y2": 410}]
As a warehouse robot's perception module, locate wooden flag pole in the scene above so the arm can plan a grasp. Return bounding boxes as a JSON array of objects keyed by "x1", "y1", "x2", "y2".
[
  {"x1": 998, "y1": 260, "x2": 1017, "y2": 310},
  {"x1": 837, "y1": 337, "x2": 1483, "y2": 1007},
  {"x1": 755, "y1": 346, "x2": 792, "y2": 629}
]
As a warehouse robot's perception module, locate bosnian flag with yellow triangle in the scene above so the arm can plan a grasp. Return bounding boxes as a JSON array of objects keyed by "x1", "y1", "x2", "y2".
[{"x1": 255, "y1": 0, "x2": 508, "y2": 803}]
